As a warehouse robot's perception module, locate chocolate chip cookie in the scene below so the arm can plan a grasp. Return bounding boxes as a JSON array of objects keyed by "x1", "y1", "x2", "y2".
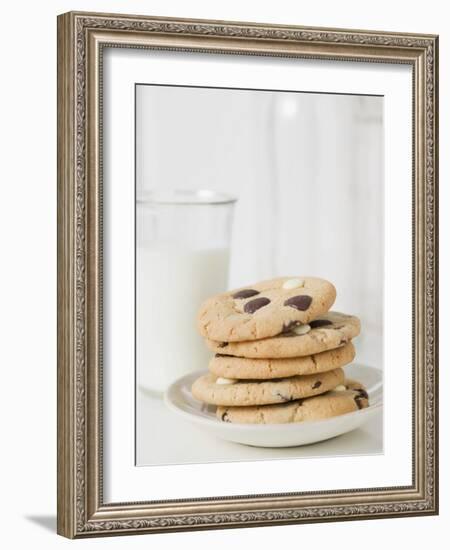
[
  {"x1": 206, "y1": 311, "x2": 360, "y2": 358},
  {"x1": 209, "y1": 342, "x2": 355, "y2": 380},
  {"x1": 197, "y1": 276, "x2": 336, "y2": 342},
  {"x1": 216, "y1": 379, "x2": 369, "y2": 424},
  {"x1": 191, "y1": 367, "x2": 344, "y2": 406}
]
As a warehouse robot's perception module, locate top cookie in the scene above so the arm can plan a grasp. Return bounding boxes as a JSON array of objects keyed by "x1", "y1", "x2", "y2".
[
  {"x1": 206, "y1": 311, "x2": 360, "y2": 358},
  {"x1": 197, "y1": 276, "x2": 336, "y2": 342}
]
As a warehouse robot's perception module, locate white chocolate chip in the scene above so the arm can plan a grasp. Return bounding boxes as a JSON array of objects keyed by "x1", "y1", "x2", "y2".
[
  {"x1": 282, "y1": 278, "x2": 305, "y2": 290},
  {"x1": 292, "y1": 324, "x2": 311, "y2": 336},
  {"x1": 216, "y1": 377, "x2": 238, "y2": 385},
  {"x1": 334, "y1": 385, "x2": 347, "y2": 392}
]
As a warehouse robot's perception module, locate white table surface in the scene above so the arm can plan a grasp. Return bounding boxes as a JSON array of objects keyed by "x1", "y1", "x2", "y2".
[{"x1": 136, "y1": 387, "x2": 383, "y2": 467}]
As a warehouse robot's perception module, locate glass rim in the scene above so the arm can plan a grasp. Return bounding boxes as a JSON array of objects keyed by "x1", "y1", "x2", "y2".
[{"x1": 137, "y1": 189, "x2": 238, "y2": 206}]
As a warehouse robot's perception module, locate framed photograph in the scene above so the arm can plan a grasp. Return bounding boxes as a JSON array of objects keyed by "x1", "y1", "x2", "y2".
[{"x1": 57, "y1": 11, "x2": 439, "y2": 538}]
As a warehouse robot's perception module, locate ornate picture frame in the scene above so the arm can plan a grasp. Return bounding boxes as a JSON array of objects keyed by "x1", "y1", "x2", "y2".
[{"x1": 57, "y1": 11, "x2": 438, "y2": 538}]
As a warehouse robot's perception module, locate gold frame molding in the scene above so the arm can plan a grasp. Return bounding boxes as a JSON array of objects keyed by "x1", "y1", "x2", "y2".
[{"x1": 57, "y1": 11, "x2": 439, "y2": 538}]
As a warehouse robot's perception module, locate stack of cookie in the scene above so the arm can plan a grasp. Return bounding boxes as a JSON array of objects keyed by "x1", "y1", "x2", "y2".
[{"x1": 192, "y1": 276, "x2": 369, "y2": 424}]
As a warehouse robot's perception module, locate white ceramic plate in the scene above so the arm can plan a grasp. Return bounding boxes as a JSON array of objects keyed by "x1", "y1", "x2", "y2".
[{"x1": 164, "y1": 363, "x2": 383, "y2": 448}]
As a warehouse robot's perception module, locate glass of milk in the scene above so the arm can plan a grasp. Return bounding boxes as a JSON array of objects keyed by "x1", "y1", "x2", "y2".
[{"x1": 137, "y1": 189, "x2": 237, "y2": 394}]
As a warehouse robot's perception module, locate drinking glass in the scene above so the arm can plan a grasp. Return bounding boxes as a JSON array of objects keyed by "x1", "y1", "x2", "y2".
[{"x1": 137, "y1": 189, "x2": 237, "y2": 393}]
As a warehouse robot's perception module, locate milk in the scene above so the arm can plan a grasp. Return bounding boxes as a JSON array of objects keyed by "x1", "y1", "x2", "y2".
[{"x1": 137, "y1": 246, "x2": 230, "y2": 393}]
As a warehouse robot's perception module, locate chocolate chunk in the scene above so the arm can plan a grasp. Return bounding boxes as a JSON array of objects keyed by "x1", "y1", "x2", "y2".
[
  {"x1": 233, "y1": 289, "x2": 260, "y2": 299},
  {"x1": 312, "y1": 381, "x2": 322, "y2": 389},
  {"x1": 284, "y1": 295, "x2": 312, "y2": 311},
  {"x1": 354, "y1": 396, "x2": 365, "y2": 409},
  {"x1": 354, "y1": 389, "x2": 369, "y2": 409},
  {"x1": 217, "y1": 342, "x2": 229, "y2": 348},
  {"x1": 357, "y1": 388, "x2": 369, "y2": 399},
  {"x1": 281, "y1": 320, "x2": 299, "y2": 333},
  {"x1": 309, "y1": 319, "x2": 333, "y2": 329},
  {"x1": 221, "y1": 412, "x2": 231, "y2": 422},
  {"x1": 243, "y1": 297, "x2": 270, "y2": 314}
]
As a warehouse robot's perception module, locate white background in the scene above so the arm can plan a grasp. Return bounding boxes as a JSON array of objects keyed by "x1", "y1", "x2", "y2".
[{"x1": 0, "y1": 0, "x2": 446, "y2": 548}]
